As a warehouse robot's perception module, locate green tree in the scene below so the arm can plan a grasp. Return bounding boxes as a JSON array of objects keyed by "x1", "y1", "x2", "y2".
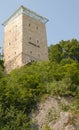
[{"x1": 49, "y1": 39, "x2": 79, "y2": 63}]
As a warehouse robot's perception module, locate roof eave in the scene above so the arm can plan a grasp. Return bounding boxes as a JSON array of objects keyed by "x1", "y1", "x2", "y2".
[{"x1": 2, "y1": 5, "x2": 49, "y2": 26}]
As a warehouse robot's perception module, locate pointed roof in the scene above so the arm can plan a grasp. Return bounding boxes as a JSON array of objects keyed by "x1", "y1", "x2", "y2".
[{"x1": 2, "y1": 5, "x2": 49, "y2": 26}]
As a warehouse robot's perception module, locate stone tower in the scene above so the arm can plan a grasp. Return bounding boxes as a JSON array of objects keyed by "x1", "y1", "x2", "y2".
[{"x1": 2, "y1": 6, "x2": 48, "y2": 72}]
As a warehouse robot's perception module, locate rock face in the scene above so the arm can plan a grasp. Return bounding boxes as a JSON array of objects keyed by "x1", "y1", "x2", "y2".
[
  {"x1": 32, "y1": 97, "x2": 59, "y2": 129},
  {"x1": 51, "y1": 112, "x2": 77, "y2": 130},
  {"x1": 31, "y1": 97, "x2": 79, "y2": 130},
  {"x1": 65, "y1": 124, "x2": 77, "y2": 130}
]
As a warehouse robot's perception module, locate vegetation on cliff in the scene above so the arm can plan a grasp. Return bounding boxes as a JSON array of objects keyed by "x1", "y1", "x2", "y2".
[{"x1": 0, "y1": 39, "x2": 79, "y2": 129}]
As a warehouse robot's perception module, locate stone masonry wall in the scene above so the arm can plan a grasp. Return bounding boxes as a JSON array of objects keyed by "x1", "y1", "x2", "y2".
[
  {"x1": 3, "y1": 11, "x2": 48, "y2": 72},
  {"x1": 22, "y1": 14, "x2": 48, "y2": 64},
  {"x1": 3, "y1": 14, "x2": 23, "y2": 72}
]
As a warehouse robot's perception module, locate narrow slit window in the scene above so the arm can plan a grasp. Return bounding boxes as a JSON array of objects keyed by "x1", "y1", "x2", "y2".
[
  {"x1": 9, "y1": 42, "x2": 11, "y2": 45},
  {"x1": 29, "y1": 37, "x2": 31, "y2": 40},
  {"x1": 30, "y1": 51, "x2": 32, "y2": 54},
  {"x1": 29, "y1": 24, "x2": 31, "y2": 27},
  {"x1": 36, "y1": 26, "x2": 38, "y2": 30},
  {"x1": 37, "y1": 40, "x2": 39, "y2": 43}
]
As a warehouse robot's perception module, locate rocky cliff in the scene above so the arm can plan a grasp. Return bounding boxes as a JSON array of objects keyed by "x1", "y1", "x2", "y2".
[{"x1": 31, "y1": 97, "x2": 79, "y2": 130}]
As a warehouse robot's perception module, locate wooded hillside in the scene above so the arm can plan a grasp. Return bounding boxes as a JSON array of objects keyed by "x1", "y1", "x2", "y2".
[{"x1": 0, "y1": 39, "x2": 79, "y2": 129}]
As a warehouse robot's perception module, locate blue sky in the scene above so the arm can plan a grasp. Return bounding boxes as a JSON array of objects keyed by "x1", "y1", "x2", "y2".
[{"x1": 0, "y1": 0, "x2": 79, "y2": 48}]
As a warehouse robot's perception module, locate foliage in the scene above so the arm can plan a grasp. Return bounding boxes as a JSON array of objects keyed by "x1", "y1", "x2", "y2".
[
  {"x1": 41, "y1": 125, "x2": 51, "y2": 130},
  {"x1": 0, "y1": 61, "x2": 50, "y2": 129},
  {"x1": 49, "y1": 39, "x2": 79, "y2": 62},
  {"x1": 0, "y1": 39, "x2": 79, "y2": 129}
]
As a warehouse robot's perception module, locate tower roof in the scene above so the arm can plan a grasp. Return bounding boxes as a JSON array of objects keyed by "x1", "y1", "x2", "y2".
[{"x1": 2, "y1": 5, "x2": 49, "y2": 26}]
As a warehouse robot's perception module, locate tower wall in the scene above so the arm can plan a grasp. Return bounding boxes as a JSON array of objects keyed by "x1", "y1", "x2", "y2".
[
  {"x1": 3, "y1": 14, "x2": 23, "y2": 72},
  {"x1": 22, "y1": 14, "x2": 48, "y2": 65},
  {"x1": 3, "y1": 6, "x2": 48, "y2": 72}
]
